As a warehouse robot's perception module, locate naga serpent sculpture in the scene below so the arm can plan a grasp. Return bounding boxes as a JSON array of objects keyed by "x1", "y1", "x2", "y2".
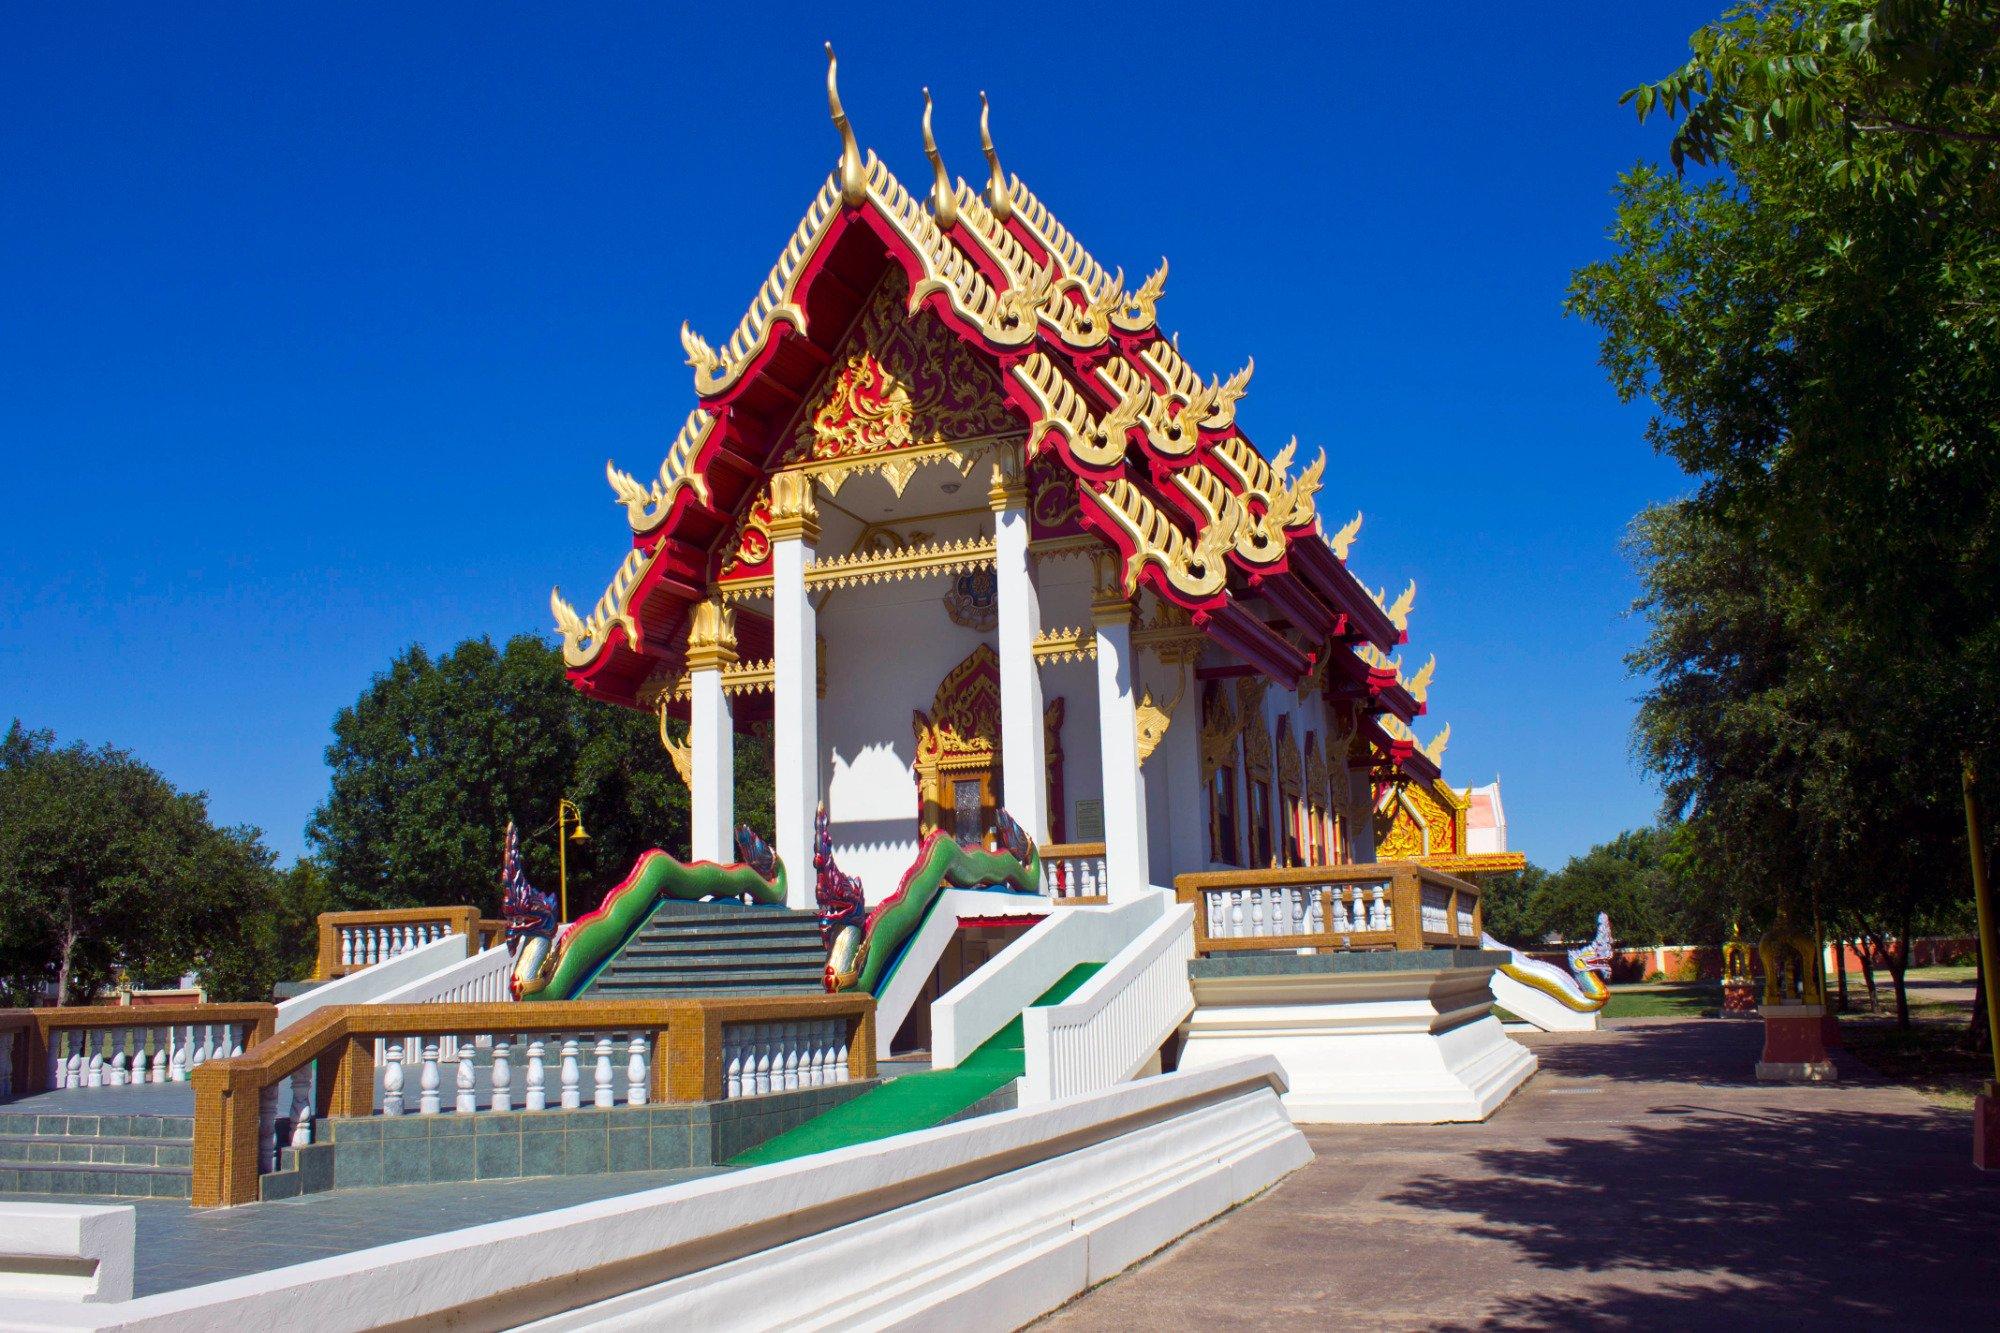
[
  {"x1": 1485, "y1": 911, "x2": 1615, "y2": 1013},
  {"x1": 509, "y1": 824, "x2": 787, "y2": 1000},
  {"x1": 819, "y1": 805, "x2": 1041, "y2": 995}
]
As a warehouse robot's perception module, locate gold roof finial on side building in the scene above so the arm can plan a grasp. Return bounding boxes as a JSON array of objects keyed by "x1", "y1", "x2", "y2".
[
  {"x1": 979, "y1": 91, "x2": 1012, "y2": 222},
  {"x1": 922, "y1": 88, "x2": 957, "y2": 229},
  {"x1": 825, "y1": 43, "x2": 865, "y2": 206}
]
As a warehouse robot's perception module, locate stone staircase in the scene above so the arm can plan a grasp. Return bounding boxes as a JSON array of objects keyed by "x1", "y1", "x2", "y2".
[
  {"x1": 0, "y1": 1108, "x2": 195, "y2": 1199},
  {"x1": 581, "y1": 901, "x2": 828, "y2": 998}
]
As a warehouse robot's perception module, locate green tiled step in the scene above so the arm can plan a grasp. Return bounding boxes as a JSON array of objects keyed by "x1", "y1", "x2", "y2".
[
  {"x1": 579, "y1": 898, "x2": 828, "y2": 1000},
  {"x1": 0, "y1": 1134, "x2": 194, "y2": 1167},
  {"x1": 588, "y1": 970, "x2": 824, "y2": 993},
  {"x1": 0, "y1": 1112, "x2": 194, "y2": 1139},
  {"x1": 0, "y1": 1159, "x2": 193, "y2": 1199},
  {"x1": 618, "y1": 937, "x2": 826, "y2": 960}
]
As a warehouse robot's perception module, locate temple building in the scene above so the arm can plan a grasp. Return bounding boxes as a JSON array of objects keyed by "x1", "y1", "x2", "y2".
[{"x1": 550, "y1": 66, "x2": 1456, "y2": 913}]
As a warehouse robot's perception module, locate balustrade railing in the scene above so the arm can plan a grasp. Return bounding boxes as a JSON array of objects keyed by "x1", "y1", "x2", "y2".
[
  {"x1": 1040, "y1": 842, "x2": 1110, "y2": 903},
  {"x1": 0, "y1": 1004, "x2": 277, "y2": 1103},
  {"x1": 191, "y1": 994, "x2": 875, "y2": 1206},
  {"x1": 314, "y1": 907, "x2": 484, "y2": 980},
  {"x1": 721, "y1": 1019, "x2": 854, "y2": 1097},
  {"x1": 1022, "y1": 901, "x2": 1195, "y2": 1105},
  {"x1": 1174, "y1": 862, "x2": 1483, "y2": 956}
]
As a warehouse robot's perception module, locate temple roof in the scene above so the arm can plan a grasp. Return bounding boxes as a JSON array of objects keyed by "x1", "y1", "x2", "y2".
[{"x1": 549, "y1": 52, "x2": 1448, "y2": 785}]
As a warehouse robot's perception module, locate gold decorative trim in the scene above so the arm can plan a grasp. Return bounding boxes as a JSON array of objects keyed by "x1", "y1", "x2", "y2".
[
  {"x1": 987, "y1": 449, "x2": 1028, "y2": 512},
  {"x1": 657, "y1": 698, "x2": 693, "y2": 788},
  {"x1": 1001, "y1": 175, "x2": 1121, "y2": 308},
  {"x1": 1422, "y1": 722, "x2": 1451, "y2": 766},
  {"x1": 679, "y1": 171, "x2": 840, "y2": 396},
  {"x1": 826, "y1": 45, "x2": 866, "y2": 206},
  {"x1": 1327, "y1": 510, "x2": 1363, "y2": 561},
  {"x1": 979, "y1": 93, "x2": 1012, "y2": 223},
  {"x1": 1028, "y1": 534, "x2": 1100, "y2": 562},
  {"x1": 1013, "y1": 353, "x2": 1139, "y2": 467},
  {"x1": 920, "y1": 89, "x2": 957, "y2": 228},
  {"x1": 1139, "y1": 338, "x2": 1252, "y2": 432},
  {"x1": 666, "y1": 660, "x2": 777, "y2": 699},
  {"x1": 1086, "y1": 477, "x2": 1238, "y2": 598},
  {"x1": 551, "y1": 543, "x2": 656, "y2": 668},
  {"x1": 683, "y1": 599, "x2": 739, "y2": 672},
  {"x1": 1135, "y1": 654, "x2": 1190, "y2": 768},
  {"x1": 803, "y1": 535, "x2": 995, "y2": 591},
  {"x1": 796, "y1": 435, "x2": 1007, "y2": 499},
  {"x1": 1095, "y1": 356, "x2": 1198, "y2": 458},
  {"x1": 715, "y1": 576, "x2": 773, "y2": 602},
  {"x1": 766, "y1": 471, "x2": 820, "y2": 544},
  {"x1": 1208, "y1": 435, "x2": 1324, "y2": 538},
  {"x1": 608, "y1": 407, "x2": 716, "y2": 534},
  {"x1": 1407, "y1": 655, "x2": 1436, "y2": 705},
  {"x1": 1031, "y1": 626, "x2": 1096, "y2": 663}
]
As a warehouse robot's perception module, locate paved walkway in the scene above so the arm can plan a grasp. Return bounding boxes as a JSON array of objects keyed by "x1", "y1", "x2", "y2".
[
  {"x1": 0, "y1": 1167, "x2": 723, "y2": 1296},
  {"x1": 1044, "y1": 1018, "x2": 2000, "y2": 1329}
]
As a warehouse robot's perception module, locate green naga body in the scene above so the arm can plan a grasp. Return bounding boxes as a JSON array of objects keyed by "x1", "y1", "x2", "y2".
[
  {"x1": 822, "y1": 807, "x2": 1041, "y2": 997},
  {"x1": 513, "y1": 825, "x2": 786, "y2": 1001}
]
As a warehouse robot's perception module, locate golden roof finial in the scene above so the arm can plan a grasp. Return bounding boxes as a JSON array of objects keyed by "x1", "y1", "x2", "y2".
[
  {"x1": 922, "y1": 87, "x2": 957, "y2": 229},
  {"x1": 979, "y1": 91, "x2": 1012, "y2": 222},
  {"x1": 825, "y1": 43, "x2": 865, "y2": 206}
]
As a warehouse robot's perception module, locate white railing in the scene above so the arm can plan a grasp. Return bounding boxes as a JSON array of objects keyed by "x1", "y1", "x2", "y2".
[
  {"x1": 1023, "y1": 902, "x2": 1195, "y2": 1105},
  {"x1": 278, "y1": 931, "x2": 474, "y2": 1031},
  {"x1": 1457, "y1": 905, "x2": 1477, "y2": 938},
  {"x1": 45, "y1": 1023, "x2": 248, "y2": 1090},
  {"x1": 1421, "y1": 885, "x2": 1450, "y2": 936},
  {"x1": 376, "y1": 1033, "x2": 653, "y2": 1118},
  {"x1": 371, "y1": 944, "x2": 514, "y2": 1007},
  {"x1": 1200, "y1": 879, "x2": 1391, "y2": 943},
  {"x1": 340, "y1": 921, "x2": 455, "y2": 970},
  {"x1": 932, "y1": 893, "x2": 1167, "y2": 1069},
  {"x1": 720, "y1": 1020, "x2": 853, "y2": 1098},
  {"x1": 1040, "y1": 843, "x2": 1110, "y2": 900}
]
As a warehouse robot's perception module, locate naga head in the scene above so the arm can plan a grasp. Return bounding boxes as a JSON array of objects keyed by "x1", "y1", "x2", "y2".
[
  {"x1": 499, "y1": 820, "x2": 558, "y2": 944},
  {"x1": 812, "y1": 804, "x2": 867, "y2": 941},
  {"x1": 1568, "y1": 911, "x2": 1615, "y2": 980},
  {"x1": 735, "y1": 823, "x2": 779, "y2": 885},
  {"x1": 994, "y1": 806, "x2": 1035, "y2": 866}
]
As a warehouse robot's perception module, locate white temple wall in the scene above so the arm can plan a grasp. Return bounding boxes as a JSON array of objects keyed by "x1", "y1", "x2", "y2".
[
  {"x1": 1034, "y1": 559, "x2": 1102, "y2": 842},
  {"x1": 819, "y1": 577, "x2": 991, "y2": 901}
]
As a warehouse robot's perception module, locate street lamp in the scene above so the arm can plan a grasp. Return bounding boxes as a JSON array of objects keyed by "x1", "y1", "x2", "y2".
[{"x1": 556, "y1": 798, "x2": 588, "y2": 924}]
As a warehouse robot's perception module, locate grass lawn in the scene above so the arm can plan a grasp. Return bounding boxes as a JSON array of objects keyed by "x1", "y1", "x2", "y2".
[{"x1": 1602, "y1": 983, "x2": 1718, "y2": 1019}]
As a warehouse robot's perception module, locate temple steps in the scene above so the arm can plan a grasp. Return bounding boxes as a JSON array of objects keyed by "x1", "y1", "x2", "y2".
[
  {"x1": 578, "y1": 901, "x2": 828, "y2": 1000},
  {"x1": 0, "y1": 1112, "x2": 196, "y2": 1199}
]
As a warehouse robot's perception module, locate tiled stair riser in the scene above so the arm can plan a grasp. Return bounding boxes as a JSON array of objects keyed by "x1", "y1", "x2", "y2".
[
  {"x1": 257, "y1": 1079, "x2": 874, "y2": 1201},
  {"x1": 0, "y1": 1111, "x2": 196, "y2": 1199}
]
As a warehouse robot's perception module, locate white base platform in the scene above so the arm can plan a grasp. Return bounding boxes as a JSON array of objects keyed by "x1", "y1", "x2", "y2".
[{"x1": 1177, "y1": 955, "x2": 1538, "y2": 1124}]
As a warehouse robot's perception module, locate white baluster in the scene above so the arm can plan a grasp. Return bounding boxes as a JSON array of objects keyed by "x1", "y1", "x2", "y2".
[
  {"x1": 1229, "y1": 889, "x2": 1245, "y2": 938},
  {"x1": 109, "y1": 1032, "x2": 129, "y2": 1086},
  {"x1": 1374, "y1": 884, "x2": 1389, "y2": 931},
  {"x1": 491, "y1": 1039, "x2": 513, "y2": 1113},
  {"x1": 726, "y1": 1049, "x2": 744, "y2": 1099},
  {"x1": 592, "y1": 1037, "x2": 615, "y2": 1109},
  {"x1": 626, "y1": 1036, "x2": 647, "y2": 1106},
  {"x1": 834, "y1": 1034, "x2": 850, "y2": 1083},
  {"x1": 258, "y1": 1083, "x2": 280, "y2": 1173},
  {"x1": 340, "y1": 928, "x2": 355, "y2": 968},
  {"x1": 525, "y1": 1040, "x2": 547, "y2": 1111},
  {"x1": 229, "y1": 1026, "x2": 244, "y2": 1058},
  {"x1": 382, "y1": 1043, "x2": 405, "y2": 1115},
  {"x1": 455, "y1": 1037, "x2": 477, "y2": 1113},
  {"x1": 152, "y1": 1044, "x2": 169, "y2": 1083},
  {"x1": 419, "y1": 1042, "x2": 442, "y2": 1115},
  {"x1": 86, "y1": 1043, "x2": 104, "y2": 1088},
  {"x1": 290, "y1": 1065, "x2": 315, "y2": 1147},
  {"x1": 47, "y1": 1039, "x2": 63, "y2": 1091},
  {"x1": 67, "y1": 1050, "x2": 84, "y2": 1089},
  {"x1": 560, "y1": 1039, "x2": 581, "y2": 1109}
]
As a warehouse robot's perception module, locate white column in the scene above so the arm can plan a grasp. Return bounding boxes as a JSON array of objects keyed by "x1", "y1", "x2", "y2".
[
  {"x1": 1159, "y1": 659, "x2": 1206, "y2": 884},
  {"x1": 991, "y1": 455, "x2": 1049, "y2": 842},
  {"x1": 689, "y1": 672, "x2": 733, "y2": 862},
  {"x1": 769, "y1": 472, "x2": 820, "y2": 908},
  {"x1": 1093, "y1": 582, "x2": 1149, "y2": 902},
  {"x1": 685, "y1": 599, "x2": 737, "y2": 864}
]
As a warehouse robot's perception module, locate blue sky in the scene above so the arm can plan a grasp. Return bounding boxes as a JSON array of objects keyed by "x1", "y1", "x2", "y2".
[{"x1": 1, "y1": 4, "x2": 1714, "y2": 869}]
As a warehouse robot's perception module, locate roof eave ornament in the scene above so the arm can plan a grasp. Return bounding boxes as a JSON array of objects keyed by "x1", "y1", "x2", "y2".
[
  {"x1": 825, "y1": 43, "x2": 866, "y2": 206},
  {"x1": 979, "y1": 91, "x2": 1013, "y2": 223},
  {"x1": 922, "y1": 88, "x2": 958, "y2": 229}
]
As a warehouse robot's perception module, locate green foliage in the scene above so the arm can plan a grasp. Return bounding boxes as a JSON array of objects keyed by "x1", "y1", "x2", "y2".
[
  {"x1": 0, "y1": 721, "x2": 300, "y2": 1003},
  {"x1": 308, "y1": 635, "x2": 772, "y2": 917},
  {"x1": 1567, "y1": 1, "x2": 1998, "y2": 985},
  {"x1": 1483, "y1": 824, "x2": 1695, "y2": 948}
]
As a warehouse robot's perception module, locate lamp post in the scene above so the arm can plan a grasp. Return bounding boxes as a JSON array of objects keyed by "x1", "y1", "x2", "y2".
[
  {"x1": 556, "y1": 798, "x2": 589, "y2": 924},
  {"x1": 1962, "y1": 756, "x2": 2000, "y2": 1167}
]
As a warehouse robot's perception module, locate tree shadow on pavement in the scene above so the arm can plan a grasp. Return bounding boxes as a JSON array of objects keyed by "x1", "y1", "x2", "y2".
[{"x1": 1391, "y1": 1093, "x2": 2000, "y2": 1328}]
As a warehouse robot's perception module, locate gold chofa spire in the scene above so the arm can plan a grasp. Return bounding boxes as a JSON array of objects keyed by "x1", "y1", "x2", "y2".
[
  {"x1": 825, "y1": 43, "x2": 865, "y2": 205},
  {"x1": 922, "y1": 88, "x2": 957, "y2": 228},
  {"x1": 979, "y1": 91, "x2": 1012, "y2": 222}
]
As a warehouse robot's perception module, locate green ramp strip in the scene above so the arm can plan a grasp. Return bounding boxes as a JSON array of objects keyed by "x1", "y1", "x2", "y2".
[{"x1": 729, "y1": 963, "x2": 1103, "y2": 1167}]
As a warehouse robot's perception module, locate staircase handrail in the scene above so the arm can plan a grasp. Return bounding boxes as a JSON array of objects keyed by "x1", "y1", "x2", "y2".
[
  {"x1": 931, "y1": 893, "x2": 1165, "y2": 1068},
  {"x1": 1022, "y1": 901, "x2": 1195, "y2": 1105},
  {"x1": 1174, "y1": 860, "x2": 1483, "y2": 955},
  {"x1": 275, "y1": 930, "x2": 474, "y2": 1030},
  {"x1": 313, "y1": 906, "x2": 484, "y2": 980},
  {"x1": 369, "y1": 942, "x2": 516, "y2": 1006},
  {"x1": 0, "y1": 1004, "x2": 278, "y2": 1101}
]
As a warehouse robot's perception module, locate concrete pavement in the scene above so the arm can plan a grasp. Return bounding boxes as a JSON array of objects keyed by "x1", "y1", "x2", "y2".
[{"x1": 1042, "y1": 1018, "x2": 2000, "y2": 1329}]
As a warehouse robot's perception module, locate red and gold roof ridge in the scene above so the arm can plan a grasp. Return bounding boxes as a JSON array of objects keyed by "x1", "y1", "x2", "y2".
[{"x1": 552, "y1": 50, "x2": 1441, "y2": 781}]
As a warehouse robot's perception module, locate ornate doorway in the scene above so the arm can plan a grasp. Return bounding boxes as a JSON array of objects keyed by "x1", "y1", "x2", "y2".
[{"x1": 913, "y1": 645, "x2": 1003, "y2": 838}]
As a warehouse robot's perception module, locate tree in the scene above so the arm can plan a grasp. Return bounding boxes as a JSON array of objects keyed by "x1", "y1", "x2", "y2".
[
  {"x1": 1567, "y1": 2, "x2": 1998, "y2": 1025},
  {"x1": 308, "y1": 635, "x2": 772, "y2": 917},
  {"x1": 0, "y1": 722, "x2": 296, "y2": 1004}
]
